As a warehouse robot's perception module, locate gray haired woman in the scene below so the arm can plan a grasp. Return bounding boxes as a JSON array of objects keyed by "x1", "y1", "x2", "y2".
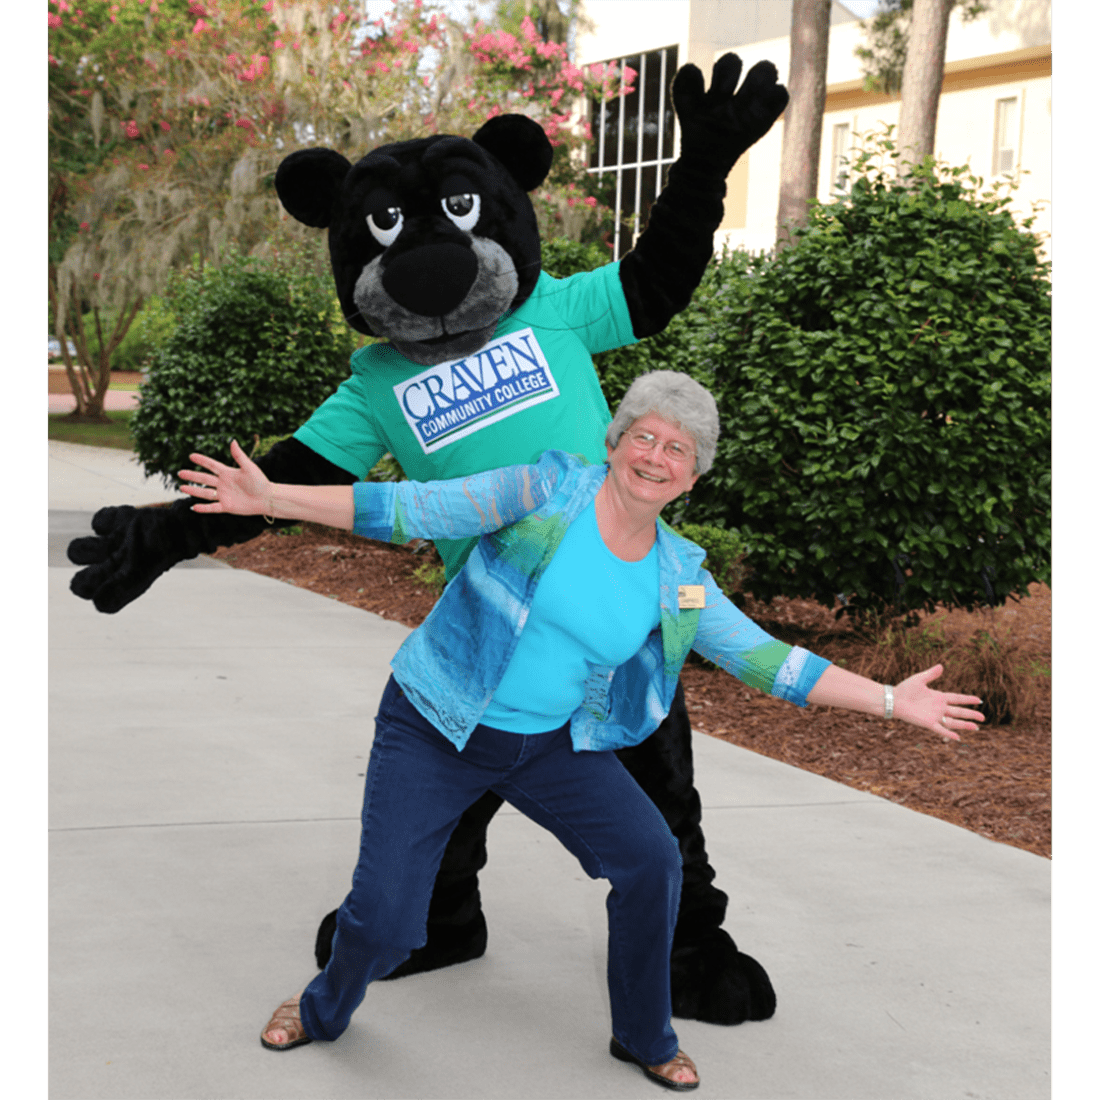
[{"x1": 181, "y1": 370, "x2": 983, "y2": 1091}]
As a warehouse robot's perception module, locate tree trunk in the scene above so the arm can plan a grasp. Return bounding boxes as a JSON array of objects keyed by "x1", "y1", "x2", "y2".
[
  {"x1": 896, "y1": 0, "x2": 952, "y2": 172},
  {"x1": 775, "y1": 0, "x2": 832, "y2": 251},
  {"x1": 48, "y1": 270, "x2": 142, "y2": 423}
]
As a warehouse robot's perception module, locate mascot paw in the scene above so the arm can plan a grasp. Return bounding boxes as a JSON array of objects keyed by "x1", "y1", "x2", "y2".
[
  {"x1": 314, "y1": 908, "x2": 488, "y2": 977},
  {"x1": 670, "y1": 927, "x2": 776, "y2": 1025}
]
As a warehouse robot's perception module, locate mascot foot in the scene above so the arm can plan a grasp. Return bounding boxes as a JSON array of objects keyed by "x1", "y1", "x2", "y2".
[
  {"x1": 670, "y1": 927, "x2": 776, "y2": 1025},
  {"x1": 314, "y1": 908, "x2": 488, "y2": 978}
]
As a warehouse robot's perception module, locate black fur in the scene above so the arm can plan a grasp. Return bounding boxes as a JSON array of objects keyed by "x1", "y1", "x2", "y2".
[{"x1": 274, "y1": 117, "x2": 551, "y2": 365}]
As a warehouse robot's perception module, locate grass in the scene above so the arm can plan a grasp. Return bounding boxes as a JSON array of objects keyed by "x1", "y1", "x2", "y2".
[{"x1": 48, "y1": 410, "x2": 136, "y2": 450}]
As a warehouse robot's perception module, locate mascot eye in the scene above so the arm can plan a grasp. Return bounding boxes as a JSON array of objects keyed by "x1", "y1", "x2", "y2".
[
  {"x1": 366, "y1": 207, "x2": 403, "y2": 247},
  {"x1": 441, "y1": 193, "x2": 481, "y2": 232}
]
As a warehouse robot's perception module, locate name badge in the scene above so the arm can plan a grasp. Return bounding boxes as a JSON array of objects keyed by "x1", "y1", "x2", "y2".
[{"x1": 678, "y1": 585, "x2": 706, "y2": 610}]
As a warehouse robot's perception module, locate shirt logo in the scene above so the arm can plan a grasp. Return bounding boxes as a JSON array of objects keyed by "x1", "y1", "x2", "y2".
[{"x1": 393, "y1": 328, "x2": 560, "y2": 454}]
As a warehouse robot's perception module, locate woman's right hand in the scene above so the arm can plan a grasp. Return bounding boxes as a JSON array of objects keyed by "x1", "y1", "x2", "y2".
[{"x1": 179, "y1": 439, "x2": 273, "y2": 516}]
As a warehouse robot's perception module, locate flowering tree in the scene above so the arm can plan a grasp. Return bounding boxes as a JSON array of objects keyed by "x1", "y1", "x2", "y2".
[{"x1": 48, "y1": 0, "x2": 629, "y2": 420}]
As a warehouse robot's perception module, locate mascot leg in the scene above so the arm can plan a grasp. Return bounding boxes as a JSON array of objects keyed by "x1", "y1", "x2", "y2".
[
  {"x1": 315, "y1": 790, "x2": 501, "y2": 975},
  {"x1": 614, "y1": 682, "x2": 777, "y2": 1025}
]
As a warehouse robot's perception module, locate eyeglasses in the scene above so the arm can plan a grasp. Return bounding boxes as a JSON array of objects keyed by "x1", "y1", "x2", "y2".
[{"x1": 625, "y1": 430, "x2": 696, "y2": 465}]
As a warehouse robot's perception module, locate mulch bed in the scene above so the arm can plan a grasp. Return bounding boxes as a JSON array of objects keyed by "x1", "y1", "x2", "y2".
[{"x1": 211, "y1": 522, "x2": 1051, "y2": 859}]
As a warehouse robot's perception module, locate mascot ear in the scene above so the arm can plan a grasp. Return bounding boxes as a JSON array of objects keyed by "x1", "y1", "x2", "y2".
[
  {"x1": 471, "y1": 115, "x2": 553, "y2": 192},
  {"x1": 275, "y1": 148, "x2": 353, "y2": 228}
]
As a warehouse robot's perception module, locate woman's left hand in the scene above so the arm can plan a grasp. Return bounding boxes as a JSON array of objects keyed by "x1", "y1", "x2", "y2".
[{"x1": 892, "y1": 664, "x2": 985, "y2": 741}]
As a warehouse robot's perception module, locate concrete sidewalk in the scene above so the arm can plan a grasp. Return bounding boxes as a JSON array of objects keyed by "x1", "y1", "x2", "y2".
[{"x1": 49, "y1": 442, "x2": 1050, "y2": 1100}]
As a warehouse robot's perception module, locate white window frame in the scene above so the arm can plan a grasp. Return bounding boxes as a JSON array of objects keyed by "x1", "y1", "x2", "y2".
[
  {"x1": 830, "y1": 119, "x2": 853, "y2": 195},
  {"x1": 587, "y1": 45, "x2": 679, "y2": 260},
  {"x1": 992, "y1": 90, "x2": 1026, "y2": 178}
]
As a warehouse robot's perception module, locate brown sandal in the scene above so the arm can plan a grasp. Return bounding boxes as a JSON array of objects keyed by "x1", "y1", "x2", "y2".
[
  {"x1": 610, "y1": 1037, "x2": 700, "y2": 1090},
  {"x1": 260, "y1": 994, "x2": 313, "y2": 1051}
]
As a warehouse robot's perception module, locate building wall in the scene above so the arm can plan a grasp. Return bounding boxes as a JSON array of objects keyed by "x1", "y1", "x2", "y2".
[
  {"x1": 716, "y1": 1, "x2": 1051, "y2": 256},
  {"x1": 575, "y1": 0, "x2": 1051, "y2": 259},
  {"x1": 576, "y1": 0, "x2": 691, "y2": 71},
  {"x1": 577, "y1": 1, "x2": 857, "y2": 117}
]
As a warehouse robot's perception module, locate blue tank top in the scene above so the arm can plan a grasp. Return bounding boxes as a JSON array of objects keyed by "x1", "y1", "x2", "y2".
[{"x1": 480, "y1": 498, "x2": 661, "y2": 733}]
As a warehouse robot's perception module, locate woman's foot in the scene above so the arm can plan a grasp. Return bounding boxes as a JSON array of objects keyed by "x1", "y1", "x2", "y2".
[
  {"x1": 261, "y1": 992, "x2": 313, "y2": 1051},
  {"x1": 610, "y1": 1037, "x2": 700, "y2": 1090}
]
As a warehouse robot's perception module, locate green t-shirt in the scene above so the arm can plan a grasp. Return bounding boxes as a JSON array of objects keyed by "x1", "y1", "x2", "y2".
[{"x1": 295, "y1": 262, "x2": 637, "y2": 579}]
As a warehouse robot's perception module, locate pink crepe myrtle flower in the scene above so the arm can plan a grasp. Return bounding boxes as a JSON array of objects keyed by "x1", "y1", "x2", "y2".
[
  {"x1": 238, "y1": 54, "x2": 269, "y2": 82},
  {"x1": 193, "y1": 18, "x2": 210, "y2": 34},
  {"x1": 48, "y1": 14, "x2": 62, "y2": 29},
  {"x1": 160, "y1": 120, "x2": 171, "y2": 132},
  {"x1": 123, "y1": 120, "x2": 140, "y2": 139},
  {"x1": 138, "y1": 163, "x2": 149, "y2": 170},
  {"x1": 79, "y1": 221, "x2": 90, "y2": 231},
  {"x1": 188, "y1": 1, "x2": 207, "y2": 15}
]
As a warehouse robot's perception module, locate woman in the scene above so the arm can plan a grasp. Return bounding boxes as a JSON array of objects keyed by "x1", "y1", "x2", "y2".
[{"x1": 181, "y1": 371, "x2": 983, "y2": 1092}]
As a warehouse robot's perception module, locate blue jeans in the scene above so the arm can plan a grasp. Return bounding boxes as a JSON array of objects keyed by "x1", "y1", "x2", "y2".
[{"x1": 299, "y1": 676, "x2": 683, "y2": 1065}]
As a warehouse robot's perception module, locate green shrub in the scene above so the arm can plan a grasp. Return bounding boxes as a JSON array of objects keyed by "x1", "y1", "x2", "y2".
[
  {"x1": 695, "y1": 140, "x2": 1050, "y2": 614},
  {"x1": 131, "y1": 246, "x2": 355, "y2": 485},
  {"x1": 77, "y1": 296, "x2": 177, "y2": 373},
  {"x1": 539, "y1": 236, "x2": 612, "y2": 280},
  {"x1": 592, "y1": 250, "x2": 754, "y2": 412},
  {"x1": 608, "y1": 133, "x2": 1050, "y2": 616},
  {"x1": 674, "y1": 523, "x2": 750, "y2": 607},
  {"x1": 123, "y1": 296, "x2": 177, "y2": 370}
]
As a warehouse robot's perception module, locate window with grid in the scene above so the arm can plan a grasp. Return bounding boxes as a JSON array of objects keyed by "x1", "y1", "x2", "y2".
[
  {"x1": 994, "y1": 96, "x2": 1018, "y2": 175},
  {"x1": 587, "y1": 45, "x2": 678, "y2": 259},
  {"x1": 831, "y1": 122, "x2": 851, "y2": 192}
]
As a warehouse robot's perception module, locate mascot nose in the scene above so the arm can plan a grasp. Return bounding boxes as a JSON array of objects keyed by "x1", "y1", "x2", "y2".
[{"x1": 382, "y1": 243, "x2": 479, "y2": 317}]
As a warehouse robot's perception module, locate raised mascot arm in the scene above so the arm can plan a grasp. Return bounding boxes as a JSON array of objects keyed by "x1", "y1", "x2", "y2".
[{"x1": 620, "y1": 54, "x2": 789, "y2": 337}]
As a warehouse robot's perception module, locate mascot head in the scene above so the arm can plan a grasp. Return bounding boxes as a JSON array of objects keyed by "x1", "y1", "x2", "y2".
[{"x1": 275, "y1": 114, "x2": 554, "y2": 367}]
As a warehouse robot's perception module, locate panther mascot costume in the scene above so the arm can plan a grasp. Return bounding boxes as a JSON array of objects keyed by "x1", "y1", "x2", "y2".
[{"x1": 69, "y1": 54, "x2": 789, "y2": 1027}]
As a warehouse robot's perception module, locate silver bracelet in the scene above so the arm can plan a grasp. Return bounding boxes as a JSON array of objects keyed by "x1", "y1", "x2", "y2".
[{"x1": 883, "y1": 685, "x2": 895, "y2": 720}]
